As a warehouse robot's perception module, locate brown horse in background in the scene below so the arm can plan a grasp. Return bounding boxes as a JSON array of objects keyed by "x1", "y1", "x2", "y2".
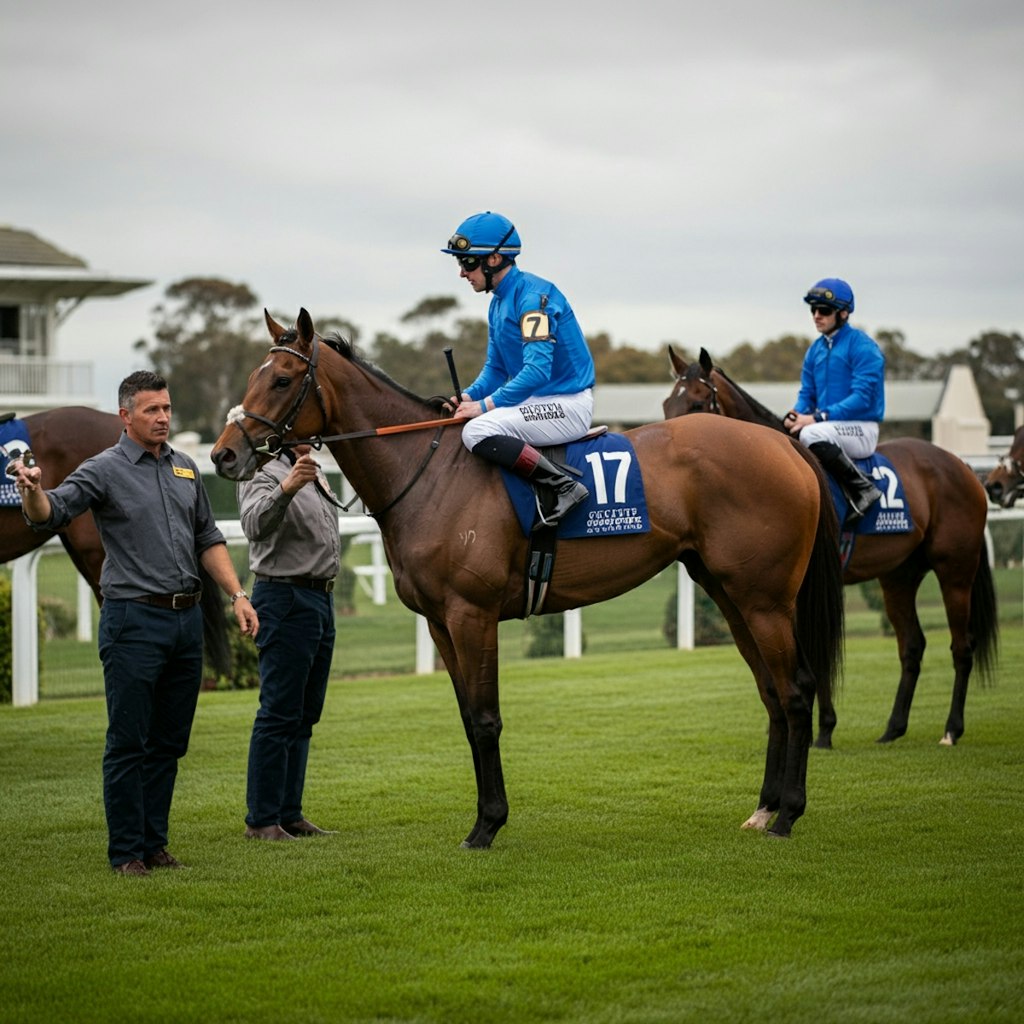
[
  {"x1": 984, "y1": 425, "x2": 1024, "y2": 508},
  {"x1": 1, "y1": 406, "x2": 229, "y2": 674},
  {"x1": 1, "y1": 407, "x2": 119, "y2": 599},
  {"x1": 664, "y1": 347, "x2": 998, "y2": 747},
  {"x1": 211, "y1": 309, "x2": 845, "y2": 845}
]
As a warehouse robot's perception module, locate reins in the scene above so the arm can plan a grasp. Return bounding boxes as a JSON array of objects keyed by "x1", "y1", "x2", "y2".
[{"x1": 229, "y1": 333, "x2": 464, "y2": 516}]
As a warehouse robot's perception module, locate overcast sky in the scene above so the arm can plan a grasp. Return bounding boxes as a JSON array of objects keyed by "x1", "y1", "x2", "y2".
[{"x1": 4, "y1": 0, "x2": 1022, "y2": 411}]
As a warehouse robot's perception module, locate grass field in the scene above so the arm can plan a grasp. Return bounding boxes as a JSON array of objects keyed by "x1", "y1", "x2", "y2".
[{"x1": 1, "y1": 628, "x2": 1022, "y2": 1023}]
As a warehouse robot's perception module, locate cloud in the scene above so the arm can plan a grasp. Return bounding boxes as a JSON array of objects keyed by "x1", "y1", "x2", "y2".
[{"x1": 3, "y1": 0, "x2": 1021, "y2": 408}]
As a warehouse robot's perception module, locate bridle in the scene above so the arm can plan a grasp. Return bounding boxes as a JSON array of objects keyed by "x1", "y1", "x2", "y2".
[
  {"x1": 227, "y1": 332, "x2": 449, "y2": 517},
  {"x1": 229, "y1": 334, "x2": 329, "y2": 461},
  {"x1": 996, "y1": 452, "x2": 1024, "y2": 489},
  {"x1": 672, "y1": 371, "x2": 721, "y2": 415}
]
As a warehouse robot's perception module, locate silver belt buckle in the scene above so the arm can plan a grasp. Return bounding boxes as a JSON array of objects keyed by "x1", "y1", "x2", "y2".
[{"x1": 172, "y1": 592, "x2": 190, "y2": 609}]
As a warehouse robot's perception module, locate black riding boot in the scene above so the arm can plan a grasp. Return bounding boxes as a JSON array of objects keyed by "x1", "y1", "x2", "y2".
[
  {"x1": 808, "y1": 440, "x2": 883, "y2": 524},
  {"x1": 472, "y1": 435, "x2": 589, "y2": 528}
]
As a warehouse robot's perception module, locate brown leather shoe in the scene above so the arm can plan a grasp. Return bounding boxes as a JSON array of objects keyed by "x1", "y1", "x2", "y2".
[
  {"x1": 144, "y1": 849, "x2": 183, "y2": 869},
  {"x1": 282, "y1": 818, "x2": 337, "y2": 837},
  {"x1": 113, "y1": 859, "x2": 151, "y2": 876},
  {"x1": 244, "y1": 824, "x2": 297, "y2": 841}
]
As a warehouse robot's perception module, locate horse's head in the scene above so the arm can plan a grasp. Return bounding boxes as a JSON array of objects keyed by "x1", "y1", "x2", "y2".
[
  {"x1": 984, "y1": 426, "x2": 1024, "y2": 508},
  {"x1": 211, "y1": 308, "x2": 330, "y2": 481},
  {"x1": 662, "y1": 346, "x2": 720, "y2": 419}
]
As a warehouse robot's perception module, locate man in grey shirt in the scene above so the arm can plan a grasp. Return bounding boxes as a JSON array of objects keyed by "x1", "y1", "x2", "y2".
[
  {"x1": 238, "y1": 444, "x2": 340, "y2": 840},
  {"x1": 13, "y1": 371, "x2": 259, "y2": 876}
]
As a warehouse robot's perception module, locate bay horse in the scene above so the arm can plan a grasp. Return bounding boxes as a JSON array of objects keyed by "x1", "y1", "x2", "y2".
[
  {"x1": 211, "y1": 309, "x2": 845, "y2": 845},
  {"x1": 663, "y1": 347, "x2": 998, "y2": 747},
  {"x1": 1, "y1": 407, "x2": 119, "y2": 601},
  {"x1": 1, "y1": 406, "x2": 229, "y2": 674},
  {"x1": 984, "y1": 425, "x2": 1024, "y2": 508}
]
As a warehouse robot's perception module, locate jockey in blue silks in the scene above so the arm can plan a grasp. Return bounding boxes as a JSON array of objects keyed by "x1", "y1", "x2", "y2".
[
  {"x1": 441, "y1": 211, "x2": 597, "y2": 528},
  {"x1": 784, "y1": 277, "x2": 885, "y2": 523}
]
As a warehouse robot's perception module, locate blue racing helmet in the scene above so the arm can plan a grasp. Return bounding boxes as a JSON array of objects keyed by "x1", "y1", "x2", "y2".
[
  {"x1": 803, "y1": 278, "x2": 855, "y2": 313},
  {"x1": 440, "y1": 212, "x2": 522, "y2": 262}
]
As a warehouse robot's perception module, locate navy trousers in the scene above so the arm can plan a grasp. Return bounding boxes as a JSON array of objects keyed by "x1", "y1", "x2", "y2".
[
  {"x1": 98, "y1": 599, "x2": 203, "y2": 867},
  {"x1": 245, "y1": 582, "x2": 335, "y2": 828}
]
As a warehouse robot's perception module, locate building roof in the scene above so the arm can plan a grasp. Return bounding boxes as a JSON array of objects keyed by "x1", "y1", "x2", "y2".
[
  {"x1": 0, "y1": 226, "x2": 87, "y2": 267},
  {"x1": 593, "y1": 380, "x2": 947, "y2": 427},
  {"x1": 0, "y1": 225, "x2": 151, "y2": 301}
]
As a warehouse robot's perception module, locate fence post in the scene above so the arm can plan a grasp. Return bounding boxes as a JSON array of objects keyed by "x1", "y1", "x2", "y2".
[
  {"x1": 676, "y1": 562, "x2": 695, "y2": 650},
  {"x1": 77, "y1": 574, "x2": 93, "y2": 642},
  {"x1": 12, "y1": 549, "x2": 42, "y2": 707},
  {"x1": 563, "y1": 608, "x2": 582, "y2": 657},
  {"x1": 415, "y1": 616, "x2": 435, "y2": 674}
]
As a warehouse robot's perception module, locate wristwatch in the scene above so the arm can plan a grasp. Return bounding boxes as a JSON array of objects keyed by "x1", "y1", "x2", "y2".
[
  {"x1": 230, "y1": 590, "x2": 248, "y2": 604},
  {"x1": 814, "y1": 410, "x2": 828, "y2": 422}
]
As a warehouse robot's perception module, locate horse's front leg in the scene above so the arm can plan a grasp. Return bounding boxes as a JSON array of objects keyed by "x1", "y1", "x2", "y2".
[{"x1": 429, "y1": 615, "x2": 508, "y2": 849}]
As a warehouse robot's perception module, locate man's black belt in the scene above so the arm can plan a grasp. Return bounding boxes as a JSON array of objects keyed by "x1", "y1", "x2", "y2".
[
  {"x1": 254, "y1": 574, "x2": 335, "y2": 593},
  {"x1": 133, "y1": 591, "x2": 202, "y2": 610}
]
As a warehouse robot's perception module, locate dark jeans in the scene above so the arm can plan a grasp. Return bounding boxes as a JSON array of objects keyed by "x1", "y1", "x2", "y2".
[
  {"x1": 246, "y1": 581, "x2": 335, "y2": 828},
  {"x1": 98, "y1": 599, "x2": 203, "y2": 866}
]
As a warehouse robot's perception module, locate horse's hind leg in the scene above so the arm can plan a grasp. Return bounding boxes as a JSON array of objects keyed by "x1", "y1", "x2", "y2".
[
  {"x1": 877, "y1": 573, "x2": 927, "y2": 743},
  {"x1": 934, "y1": 564, "x2": 980, "y2": 746},
  {"x1": 688, "y1": 564, "x2": 795, "y2": 833}
]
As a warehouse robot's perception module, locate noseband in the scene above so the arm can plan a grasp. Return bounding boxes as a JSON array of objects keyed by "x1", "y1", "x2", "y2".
[{"x1": 229, "y1": 333, "x2": 329, "y2": 459}]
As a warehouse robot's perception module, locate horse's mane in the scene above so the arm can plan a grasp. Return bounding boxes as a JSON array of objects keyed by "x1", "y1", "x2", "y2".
[
  {"x1": 280, "y1": 329, "x2": 449, "y2": 414},
  {"x1": 716, "y1": 366, "x2": 787, "y2": 432}
]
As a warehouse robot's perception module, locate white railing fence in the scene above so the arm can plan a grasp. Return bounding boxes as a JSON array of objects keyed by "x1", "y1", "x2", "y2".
[{"x1": 6, "y1": 519, "x2": 700, "y2": 707}]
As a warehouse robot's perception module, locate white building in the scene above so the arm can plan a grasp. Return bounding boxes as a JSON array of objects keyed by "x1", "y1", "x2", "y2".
[{"x1": 0, "y1": 226, "x2": 150, "y2": 411}]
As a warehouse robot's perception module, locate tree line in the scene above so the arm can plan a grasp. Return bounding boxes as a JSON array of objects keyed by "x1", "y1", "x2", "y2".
[{"x1": 133, "y1": 277, "x2": 1024, "y2": 440}]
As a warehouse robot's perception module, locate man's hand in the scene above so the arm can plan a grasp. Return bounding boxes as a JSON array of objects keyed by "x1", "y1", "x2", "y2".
[
  {"x1": 281, "y1": 453, "x2": 319, "y2": 495},
  {"x1": 232, "y1": 597, "x2": 260, "y2": 638},
  {"x1": 784, "y1": 410, "x2": 814, "y2": 435},
  {"x1": 10, "y1": 457, "x2": 51, "y2": 522}
]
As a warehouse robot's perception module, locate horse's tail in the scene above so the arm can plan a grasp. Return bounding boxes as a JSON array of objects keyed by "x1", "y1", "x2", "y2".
[
  {"x1": 200, "y1": 564, "x2": 232, "y2": 679},
  {"x1": 796, "y1": 458, "x2": 846, "y2": 705},
  {"x1": 970, "y1": 552, "x2": 999, "y2": 685}
]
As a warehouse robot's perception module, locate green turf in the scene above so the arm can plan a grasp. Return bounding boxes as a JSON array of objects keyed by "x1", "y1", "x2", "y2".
[{"x1": 1, "y1": 630, "x2": 1022, "y2": 1023}]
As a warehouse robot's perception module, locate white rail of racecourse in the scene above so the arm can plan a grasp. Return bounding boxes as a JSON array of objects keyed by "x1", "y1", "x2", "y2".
[
  {"x1": 8, "y1": 516, "x2": 699, "y2": 707},
  {"x1": 17, "y1": 507, "x2": 1021, "y2": 708}
]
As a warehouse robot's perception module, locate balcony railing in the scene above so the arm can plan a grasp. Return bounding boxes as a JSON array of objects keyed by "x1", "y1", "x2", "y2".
[{"x1": 0, "y1": 356, "x2": 94, "y2": 399}]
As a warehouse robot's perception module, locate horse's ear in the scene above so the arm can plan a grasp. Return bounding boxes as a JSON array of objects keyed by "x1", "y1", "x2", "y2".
[
  {"x1": 265, "y1": 309, "x2": 286, "y2": 342},
  {"x1": 667, "y1": 345, "x2": 687, "y2": 377},
  {"x1": 699, "y1": 348, "x2": 714, "y2": 374},
  {"x1": 296, "y1": 308, "x2": 315, "y2": 347}
]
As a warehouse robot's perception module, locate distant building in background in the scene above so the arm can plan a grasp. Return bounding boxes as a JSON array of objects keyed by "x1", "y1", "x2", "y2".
[{"x1": 0, "y1": 226, "x2": 150, "y2": 412}]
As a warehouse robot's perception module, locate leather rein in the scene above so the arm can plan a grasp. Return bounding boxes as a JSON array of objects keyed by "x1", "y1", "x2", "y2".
[{"x1": 229, "y1": 333, "x2": 460, "y2": 517}]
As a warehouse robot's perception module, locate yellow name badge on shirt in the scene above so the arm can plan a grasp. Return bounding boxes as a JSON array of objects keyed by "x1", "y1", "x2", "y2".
[{"x1": 173, "y1": 466, "x2": 196, "y2": 479}]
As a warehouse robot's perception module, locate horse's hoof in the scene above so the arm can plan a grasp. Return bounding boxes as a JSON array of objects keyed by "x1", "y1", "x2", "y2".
[
  {"x1": 876, "y1": 730, "x2": 904, "y2": 744},
  {"x1": 741, "y1": 808, "x2": 774, "y2": 831},
  {"x1": 939, "y1": 732, "x2": 957, "y2": 747},
  {"x1": 813, "y1": 735, "x2": 833, "y2": 750},
  {"x1": 766, "y1": 828, "x2": 791, "y2": 840}
]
